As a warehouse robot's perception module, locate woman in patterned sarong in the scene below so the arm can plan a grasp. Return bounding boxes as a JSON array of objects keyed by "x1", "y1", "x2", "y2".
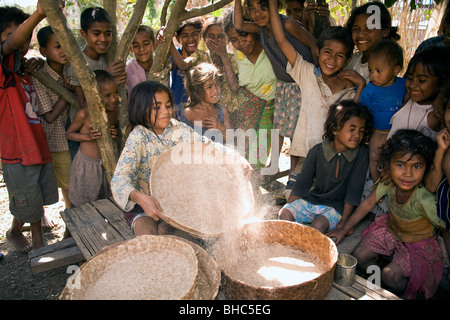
[{"x1": 223, "y1": 10, "x2": 278, "y2": 169}]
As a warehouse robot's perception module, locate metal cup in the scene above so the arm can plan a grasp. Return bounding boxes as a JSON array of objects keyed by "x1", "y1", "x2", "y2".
[{"x1": 334, "y1": 254, "x2": 357, "y2": 286}]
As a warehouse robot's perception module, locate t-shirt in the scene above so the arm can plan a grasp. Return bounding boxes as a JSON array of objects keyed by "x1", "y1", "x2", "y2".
[
  {"x1": 291, "y1": 139, "x2": 369, "y2": 214},
  {"x1": 0, "y1": 44, "x2": 52, "y2": 165},
  {"x1": 359, "y1": 77, "x2": 407, "y2": 130}
]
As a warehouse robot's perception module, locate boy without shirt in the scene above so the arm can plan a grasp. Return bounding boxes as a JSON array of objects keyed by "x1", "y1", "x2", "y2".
[{"x1": 66, "y1": 70, "x2": 119, "y2": 208}]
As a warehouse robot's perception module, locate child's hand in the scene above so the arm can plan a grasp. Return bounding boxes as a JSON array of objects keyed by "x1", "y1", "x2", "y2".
[
  {"x1": 88, "y1": 125, "x2": 102, "y2": 140},
  {"x1": 64, "y1": 76, "x2": 75, "y2": 91},
  {"x1": 156, "y1": 27, "x2": 167, "y2": 44},
  {"x1": 326, "y1": 228, "x2": 347, "y2": 244},
  {"x1": 205, "y1": 38, "x2": 227, "y2": 59},
  {"x1": 436, "y1": 128, "x2": 450, "y2": 152},
  {"x1": 106, "y1": 59, "x2": 127, "y2": 84},
  {"x1": 24, "y1": 57, "x2": 45, "y2": 73},
  {"x1": 203, "y1": 116, "x2": 223, "y2": 130},
  {"x1": 338, "y1": 69, "x2": 366, "y2": 88},
  {"x1": 109, "y1": 125, "x2": 118, "y2": 139}
]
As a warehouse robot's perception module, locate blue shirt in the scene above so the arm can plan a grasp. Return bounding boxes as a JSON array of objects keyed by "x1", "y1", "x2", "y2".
[{"x1": 359, "y1": 77, "x2": 407, "y2": 130}]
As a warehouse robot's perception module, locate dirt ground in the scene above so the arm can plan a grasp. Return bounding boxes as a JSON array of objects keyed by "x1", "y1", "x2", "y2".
[{"x1": 0, "y1": 170, "x2": 70, "y2": 300}]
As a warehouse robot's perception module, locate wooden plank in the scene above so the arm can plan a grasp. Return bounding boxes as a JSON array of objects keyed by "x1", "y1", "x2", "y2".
[
  {"x1": 90, "y1": 198, "x2": 133, "y2": 240},
  {"x1": 60, "y1": 208, "x2": 93, "y2": 260},
  {"x1": 354, "y1": 275, "x2": 402, "y2": 300},
  {"x1": 325, "y1": 286, "x2": 353, "y2": 300},
  {"x1": 30, "y1": 244, "x2": 84, "y2": 274},
  {"x1": 28, "y1": 237, "x2": 77, "y2": 259}
]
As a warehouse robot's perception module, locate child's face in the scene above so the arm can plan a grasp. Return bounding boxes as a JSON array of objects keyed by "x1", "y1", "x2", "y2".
[
  {"x1": 40, "y1": 34, "x2": 69, "y2": 66},
  {"x1": 332, "y1": 116, "x2": 366, "y2": 151},
  {"x1": 226, "y1": 28, "x2": 258, "y2": 57},
  {"x1": 131, "y1": 31, "x2": 155, "y2": 65},
  {"x1": 202, "y1": 78, "x2": 221, "y2": 104},
  {"x1": 406, "y1": 62, "x2": 439, "y2": 104},
  {"x1": 285, "y1": 1, "x2": 304, "y2": 22},
  {"x1": 388, "y1": 152, "x2": 426, "y2": 193},
  {"x1": 99, "y1": 80, "x2": 119, "y2": 112},
  {"x1": 368, "y1": 54, "x2": 400, "y2": 87},
  {"x1": 1, "y1": 23, "x2": 30, "y2": 59},
  {"x1": 318, "y1": 40, "x2": 349, "y2": 76},
  {"x1": 247, "y1": 0, "x2": 270, "y2": 27},
  {"x1": 176, "y1": 25, "x2": 200, "y2": 56},
  {"x1": 149, "y1": 90, "x2": 173, "y2": 134},
  {"x1": 81, "y1": 21, "x2": 112, "y2": 56},
  {"x1": 351, "y1": 14, "x2": 389, "y2": 53}
]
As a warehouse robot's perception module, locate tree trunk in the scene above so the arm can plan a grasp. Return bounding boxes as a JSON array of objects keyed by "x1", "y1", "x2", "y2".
[
  {"x1": 104, "y1": 0, "x2": 148, "y2": 150},
  {"x1": 39, "y1": 0, "x2": 119, "y2": 182}
]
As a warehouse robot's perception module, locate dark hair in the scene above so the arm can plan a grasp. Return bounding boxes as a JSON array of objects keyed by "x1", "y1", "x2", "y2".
[
  {"x1": 243, "y1": 0, "x2": 282, "y2": 14},
  {"x1": 94, "y1": 69, "x2": 116, "y2": 87},
  {"x1": 37, "y1": 25, "x2": 54, "y2": 48},
  {"x1": 128, "y1": 81, "x2": 174, "y2": 134},
  {"x1": 203, "y1": 16, "x2": 222, "y2": 40},
  {"x1": 346, "y1": 1, "x2": 400, "y2": 41},
  {"x1": 369, "y1": 39, "x2": 404, "y2": 69},
  {"x1": 406, "y1": 47, "x2": 450, "y2": 90},
  {"x1": 223, "y1": 6, "x2": 259, "y2": 41},
  {"x1": 317, "y1": 26, "x2": 354, "y2": 59},
  {"x1": 379, "y1": 129, "x2": 436, "y2": 175},
  {"x1": 323, "y1": 100, "x2": 373, "y2": 143},
  {"x1": 432, "y1": 80, "x2": 450, "y2": 122},
  {"x1": 0, "y1": 6, "x2": 30, "y2": 38},
  {"x1": 285, "y1": 0, "x2": 306, "y2": 7},
  {"x1": 135, "y1": 25, "x2": 155, "y2": 44},
  {"x1": 184, "y1": 62, "x2": 222, "y2": 108},
  {"x1": 176, "y1": 17, "x2": 203, "y2": 35},
  {"x1": 80, "y1": 7, "x2": 113, "y2": 33}
]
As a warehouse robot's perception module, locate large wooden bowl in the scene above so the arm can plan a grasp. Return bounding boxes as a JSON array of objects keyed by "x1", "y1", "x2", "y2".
[
  {"x1": 150, "y1": 142, "x2": 254, "y2": 239},
  {"x1": 213, "y1": 220, "x2": 338, "y2": 300},
  {"x1": 59, "y1": 235, "x2": 198, "y2": 300}
]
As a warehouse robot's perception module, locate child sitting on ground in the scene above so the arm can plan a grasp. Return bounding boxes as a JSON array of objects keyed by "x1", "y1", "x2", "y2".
[
  {"x1": 66, "y1": 70, "x2": 119, "y2": 207},
  {"x1": 329, "y1": 129, "x2": 447, "y2": 300},
  {"x1": 278, "y1": 101, "x2": 373, "y2": 234}
]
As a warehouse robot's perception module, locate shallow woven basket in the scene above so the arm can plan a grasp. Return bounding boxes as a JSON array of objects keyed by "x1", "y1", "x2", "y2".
[
  {"x1": 150, "y1": 142, "x2": 254, "y2": 240},
  {"x1": 166, "y1": 236, "x2": 221, "y2": 300},
  {"x1": 213, "y1": 220, "x2": 338, "y2": 300},
  {"x1": 59, "y1": 235, "x2": 198, "y2": 300}
]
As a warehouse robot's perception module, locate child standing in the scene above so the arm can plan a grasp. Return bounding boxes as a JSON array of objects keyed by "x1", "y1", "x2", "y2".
[
  {"x1": 66, "y1": 70, "x2": 119, "y2": 207},
  {"x1": 278, "y1": 101, "x2": 372, "y2": 233},
  {"x1": 358, "y1": 40, "x2": 407, "y2": 182},
  {"x1": 343, "y1": 1, "x2": 400, "y2": 83},
  {"x1": 0, "y1": 4, "x2": 59, "y2": 252},
  {"x1": 269, "y1": 0, "x2": 366, "y2": 161},
  {"x1": 180, "y1": 62, "x2": 232, "y2": 142},
  {"x1": 110, "y1": 81, "x2": 249, "y2": 236},
  {"x1": 33, "y1": 26, "x2": 73, "y2": 209},
  {"x1": 387, "y1": 47, "x2": 450, "y2": 142},
  {"x1": 126, "y1": 25, "x2": 165, "y2": 93},
  {"x1": 234, "y1": 0, "x2": 317, "y2": 174},
  {"x1": 329, "y1": 129, "x2": 446, "y2": 300},
  {"x1": 169, "y1": 18, "x2": 210, "y2": 117},
  {"x1": 65, "y1": 7, "x2": 126, "y2": 110}
]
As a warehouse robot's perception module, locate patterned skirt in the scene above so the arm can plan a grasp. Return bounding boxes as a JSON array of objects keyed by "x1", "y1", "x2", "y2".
[
  {"x1": 273, "y1": 80, "x2": 301, "y2": 139},
  {"x1": 232, "y1": 86, "x2": 274, "y2": 169}
]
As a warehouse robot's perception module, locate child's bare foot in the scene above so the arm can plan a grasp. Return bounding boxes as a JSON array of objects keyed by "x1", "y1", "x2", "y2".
[
  {"x1": 41, "y1": 212, "x2": 56, "y2": 229},
  {"x1": 6, "y1": 228, "x2": 32, "y2": 253}
]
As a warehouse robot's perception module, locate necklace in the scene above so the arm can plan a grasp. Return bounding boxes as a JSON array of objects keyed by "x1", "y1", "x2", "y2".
[{"x1": 406, "y1": 100, "x2": 432, "y2": 130}]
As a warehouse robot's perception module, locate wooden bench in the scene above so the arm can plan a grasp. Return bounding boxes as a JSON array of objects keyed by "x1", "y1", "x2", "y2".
[{"x1": 29, "y1": 197, "x2": 132, "y2": 273}]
